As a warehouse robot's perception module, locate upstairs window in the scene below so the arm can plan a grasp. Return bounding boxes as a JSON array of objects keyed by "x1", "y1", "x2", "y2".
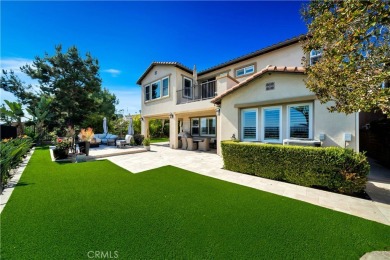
[
  {"x1": 144, "y1": 76, "x2": 169, "y2": 102},
  {"x1": 151, "y1": 81, "x2": 161, "y2": 99},
  {"x1": 145, "y1": 85, "x2": 150, "y2": 101},
  {"x1": 183, "y1": 77, "x2": 193, "y2": 98},
  {"x1": 162, "y1": 77, "x2": 169, "y2": 96},
  {"x1": 236, "y1": 64, "x2": 255, "y2": 77},
  {"x1": 310, "y1": 49, "x2": 322, "y2": 65}
]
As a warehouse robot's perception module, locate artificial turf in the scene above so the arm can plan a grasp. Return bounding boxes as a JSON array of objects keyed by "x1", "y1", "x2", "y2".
[
  {"x1": 150, "y1": 137, "x2": 169, "y2": 143},
  {"x1": 1, "y1": 148, "x2": 389, "y2": 259}
]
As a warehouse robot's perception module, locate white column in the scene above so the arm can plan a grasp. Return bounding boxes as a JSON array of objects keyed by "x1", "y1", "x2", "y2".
[
  {"x1": 169, "y1": 115, "x2": 178, "y2": 149},
  {"x1": 216, "y1": 106, "x2": 222, "y2": 156},
  {"x1": 141, "y1": 117, "x2": 149, "y2": 137}
]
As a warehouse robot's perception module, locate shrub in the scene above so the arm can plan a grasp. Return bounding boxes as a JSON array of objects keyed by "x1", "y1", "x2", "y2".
[
  {"x1": 0, "y1": 137, "x2": 33, "y2": 191},
  {"x1": 221, "y1": 141, "x2": 370, "y2": 195},
  {"x1": 142, "y1": 138, "x2": 150, "y2": 146},
  {"x1": 133, "y1": 134, "x2": 144, "y2": 146}
]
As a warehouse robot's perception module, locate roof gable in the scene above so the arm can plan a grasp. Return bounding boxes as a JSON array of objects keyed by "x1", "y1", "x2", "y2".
[
  {"x1": 211, "y1": 65, "x2": 305, "y2": 104},
  {"x1": 136, "y1": 62, "x2": 192, "y2": 85}
]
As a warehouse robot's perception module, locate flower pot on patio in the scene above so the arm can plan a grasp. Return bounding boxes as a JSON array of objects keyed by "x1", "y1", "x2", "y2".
[
  {"x1": 144, "y1": 145, "x2": 150, "y2": 151},
  {"x1": 76, "y1": 154, "x2": 87, "y2": 163},
  {"x1": 53, "y1": 148, "x2": 69, "y2": 160},
  {"x1": 79, "y1": 141, "x2": 90, "y2": 156}
]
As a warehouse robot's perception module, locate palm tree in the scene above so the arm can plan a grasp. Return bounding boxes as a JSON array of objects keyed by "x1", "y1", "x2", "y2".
[{"x1": 0, "y1": 100, "x2": 25, "y2": 136}]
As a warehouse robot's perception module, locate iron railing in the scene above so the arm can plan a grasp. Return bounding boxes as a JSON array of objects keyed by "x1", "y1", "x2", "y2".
[{"x1": 176, "y1": 80, "x2": 217, "y2": 104}]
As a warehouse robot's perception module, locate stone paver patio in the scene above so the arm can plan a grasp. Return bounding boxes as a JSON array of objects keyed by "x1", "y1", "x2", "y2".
[{"x1": 106, "y1": 142, "x2": 390, "y2": 226}]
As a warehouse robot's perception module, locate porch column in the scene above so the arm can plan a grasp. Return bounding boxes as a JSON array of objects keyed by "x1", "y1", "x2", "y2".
[
  {"x1": 141, "y1": 117, "x2": 149, "y2": 137},
  {"x1": 216, "y1": 106, "x2": 222, "y2": 156},
  {"x1": 170, "y1": 114, "x2": 179, "y2": 149}
]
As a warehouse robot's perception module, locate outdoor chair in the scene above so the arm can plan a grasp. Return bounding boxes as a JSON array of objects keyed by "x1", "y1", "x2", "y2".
[
  {"x1": 198, "y1": 138, "x2": 210, "y2": 151},
  {"x1": 187, "y1": 138, "x2": 198, "y2": 151},
  {"x1": 125, "y1": 134, "x2": 133, "y2": 146},
  {"x1": 181, "y1": 137, "x2": 188, "y2": 150}
]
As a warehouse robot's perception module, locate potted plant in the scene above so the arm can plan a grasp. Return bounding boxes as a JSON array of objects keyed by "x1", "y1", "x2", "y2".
[
  {"x1": 143, "y1": 137, "x2": 151, "y2": 151},
  {"x1": 53, "y1": 138, "x2": 71, "y2": 159},
  {"x1": 78, "y1": 127, "x2": 94, "y2": 156}
]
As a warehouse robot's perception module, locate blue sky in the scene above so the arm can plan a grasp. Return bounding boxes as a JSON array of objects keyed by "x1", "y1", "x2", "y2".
[{"x1": 1, "y1": 1, "x2": 307, "y2": 115}]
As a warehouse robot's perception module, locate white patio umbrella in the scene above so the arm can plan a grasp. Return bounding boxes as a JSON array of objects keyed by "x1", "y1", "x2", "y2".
[
  {"x1": 127, "y1": 116, "x2": 134, "y2": 135},
  {"x1": 103, "y1": 117, "x2": 108, "y2": 134}
]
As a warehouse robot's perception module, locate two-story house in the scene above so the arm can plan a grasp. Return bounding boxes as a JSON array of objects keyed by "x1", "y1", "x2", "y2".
[{"x1": 137, "y1": 35, "x2": 359, "y2": 155}]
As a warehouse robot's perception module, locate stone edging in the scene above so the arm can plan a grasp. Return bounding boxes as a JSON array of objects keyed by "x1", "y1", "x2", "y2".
[{"x1": 0, "y1": 147, "x2": 35, "y2": 214}]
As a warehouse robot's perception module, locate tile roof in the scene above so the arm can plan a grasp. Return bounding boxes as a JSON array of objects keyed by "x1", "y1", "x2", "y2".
[
  {"x1": 136, "y1": 62, "x2": 192, "y2": 85},
  {"x1": 211, "y1": 65, "x2": 305, "y2": 104},
  {"x1": 198, "y1": 34, "x2": 306, "y2": 76}
]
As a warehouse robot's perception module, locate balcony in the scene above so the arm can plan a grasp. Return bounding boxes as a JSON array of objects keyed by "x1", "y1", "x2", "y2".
[{"x1": 176, "y1": 80, "x2": 217, "y2": 105}]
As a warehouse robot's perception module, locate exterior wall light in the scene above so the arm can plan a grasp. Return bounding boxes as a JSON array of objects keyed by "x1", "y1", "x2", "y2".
[{"x1": 169, "y1": 113, "x2": 174, "y2": 119}]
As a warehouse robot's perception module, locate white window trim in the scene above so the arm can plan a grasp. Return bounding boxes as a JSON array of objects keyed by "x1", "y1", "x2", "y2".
[
  {"x1": 241, "y1": 108, "x2": 258, "y2": 141},
  {"x1": 162, "y1": 76, "x2": 169, "y2": 97},
  {"x1": 151, "y1": 80, "x2": 161, "y2": 100},
  {"x1": 200, "y1": 117, "x2": 217, "y2": 137},
  {"x1": 261, "y1": 106, "x2": 282, "y2": 143},
  {"x1": 143, "y1": 75, "x2": 170, "y2": 103},
  {"x1": 145, "y1": 84, "x2": 150, "y2": 101},
  {"x1": 236, "y1": 65, "x2": 255, "y2": 77},
  {"x1": 287, "y1": 103, "x2": 313, "y2": 139},
  {"x1": 310, "y1": 49, "x2": 322, "y2": 66},
  {"x1": 183, "y1": 77, "x2": 193, "y2": 98}
]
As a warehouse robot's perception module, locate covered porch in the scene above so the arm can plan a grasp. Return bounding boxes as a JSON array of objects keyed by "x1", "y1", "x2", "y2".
[{"x1": 141, "y1": 108, "x2": 219, "y2": 153}]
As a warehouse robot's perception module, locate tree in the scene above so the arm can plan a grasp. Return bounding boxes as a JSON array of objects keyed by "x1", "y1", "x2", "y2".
[
  {"x1": 0, "y1": 100, "x2": 25, "y2": 135},
  {"x1": 26, "y1": 96, "x2": 53, "y2": 144},
  {"x1": 301, "y1": 0, "x2": 390, "y2": 116},
  {"x1": 1, "y1": 45, "x2": 118, "y2": 128}
]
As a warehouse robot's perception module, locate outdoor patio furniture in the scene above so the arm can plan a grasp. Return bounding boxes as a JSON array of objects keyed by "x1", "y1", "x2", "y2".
[
  {"x1": 198, "y1": 138, "x2": 210, "y2": 151},
  {"x1": 181, "y1": 137, "x2": 187, "y2": 150},
  {"x1": 95, "y1": 133, "x2": 118, "y2": 145},
  {"x1": 187, "y1": 138, "x2": 198, "y2": 150},
  {"x1": 116, "y1": 140, "x2": 127, "y2": 148}
]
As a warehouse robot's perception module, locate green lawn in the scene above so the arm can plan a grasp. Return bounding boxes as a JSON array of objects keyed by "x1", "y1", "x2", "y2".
[
  {"x1": 150, "y1": 137, "x2": 169, "y2": 143},
  {"x1": 1, "y1": 148, "x2": 389, "y2": 259}
]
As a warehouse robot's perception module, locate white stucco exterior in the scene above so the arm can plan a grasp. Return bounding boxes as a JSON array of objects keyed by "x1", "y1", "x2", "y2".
[{"x1": 137, "y1": 38, "x2": 359, "y2": 155}]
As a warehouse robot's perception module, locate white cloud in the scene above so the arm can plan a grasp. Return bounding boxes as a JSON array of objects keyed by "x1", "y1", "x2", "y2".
[
  {"x1": 108, "y1": 88, "x2": 141, "y2": 115},
  {"x1": 103, "y1": 69, "x2": 121, "y2": 77},
  {"x1": 0, "y1": 57, "x2": 40, "y2": 91}
]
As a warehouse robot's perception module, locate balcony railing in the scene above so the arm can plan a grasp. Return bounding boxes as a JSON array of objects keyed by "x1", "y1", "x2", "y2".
[{"x1": 177, "y1": 80, "x2": 217, "y2": 104}]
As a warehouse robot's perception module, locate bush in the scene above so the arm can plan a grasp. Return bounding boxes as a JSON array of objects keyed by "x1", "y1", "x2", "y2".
[
  {"x1": 0, "y1": 137, "x2": 33, "y2": 191},
  {"x1": 133, "y1": 134, "x2": 144, "y2": 146},
  {"x1": 221, "y1": 141, "x2": 370, "y2": 194}
]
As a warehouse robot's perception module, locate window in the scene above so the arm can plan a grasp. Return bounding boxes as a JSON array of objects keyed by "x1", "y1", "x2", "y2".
[
  {"x1": 288, "y1": 104, "x2": 313, "y2": 139},
  {"x1": 145, "y1": 85, "x2": 150, "y2": 101},
  {"x1": 191, "y1": 118, "x2": 199, "y2": 135},
  {"x1": 151, "y1": 81, "x2": 161, "y2": 99},
  {"x1": 261, "y1": 106, "x2": 281, "y2": 143},
  {"x1": 162, "y1": 77, "x2": 169, "y2": 96},
  {"x1": 310, "y1": 49, "x2": 322, "y2": 65},
  {"x1": 144, "y1": 76, "x2": 170, "y2": 102},
  {"x1": 191, "y1": 117, "x2": 216, "y2": 136},
  {"x1": 236, "y1": 65, "x2": 255, "y2": 77},
  {"x1": 241, "y1": 109, "x2": 257, "y2": 141},
  {"x1": 200, "y1": 117, "x2": 216, "y2": 136},
  {"x1": 183, "y1": 77, "x2": 193, "y2": 98}
]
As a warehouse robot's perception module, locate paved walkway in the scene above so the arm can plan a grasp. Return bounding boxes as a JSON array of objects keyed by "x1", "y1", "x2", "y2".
[{"x1": 106, "y1": 143, "x2": 390, "y2": 226}]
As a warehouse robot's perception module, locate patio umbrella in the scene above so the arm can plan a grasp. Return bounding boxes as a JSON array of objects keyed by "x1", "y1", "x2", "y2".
[
  {"x1": 103, "y1": 117, "x2": 108, "y2": 134},
  {"x1": 179, "y1": 120, "x2": 183, "y2": 133},
  {"x1": 127, "y1": 116, "x2": 134, "y2": 135},
  {"x1": 193, "y1": 64, "x2": 197, "y2": 86}
]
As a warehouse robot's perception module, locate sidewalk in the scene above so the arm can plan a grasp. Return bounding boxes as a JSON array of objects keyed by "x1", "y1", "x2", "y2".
[{"x1": 106, "y1": 143, "x2": 390, "y2": 226}]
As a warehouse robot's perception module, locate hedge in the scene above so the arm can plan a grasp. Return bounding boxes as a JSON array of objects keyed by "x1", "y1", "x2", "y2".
[
  {"x1": 221, "y1": 141, "x2": 370, "y2": 194},
  {"x1": 0, "y1": 137, "x2": 33, "y2": 192}
]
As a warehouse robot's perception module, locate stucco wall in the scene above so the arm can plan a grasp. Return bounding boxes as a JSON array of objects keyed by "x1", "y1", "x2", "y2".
[
  {"x1": 199, "y1": 43, "x2": 304, "y2": 82},
  {"x1": 218, "y1": 73, "x2": 358, "y2": 153}
]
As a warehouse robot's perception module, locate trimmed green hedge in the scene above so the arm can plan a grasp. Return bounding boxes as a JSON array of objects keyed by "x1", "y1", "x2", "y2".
[{"x1": 221, "y1": 141, "x2": 370, "y2": 194}]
